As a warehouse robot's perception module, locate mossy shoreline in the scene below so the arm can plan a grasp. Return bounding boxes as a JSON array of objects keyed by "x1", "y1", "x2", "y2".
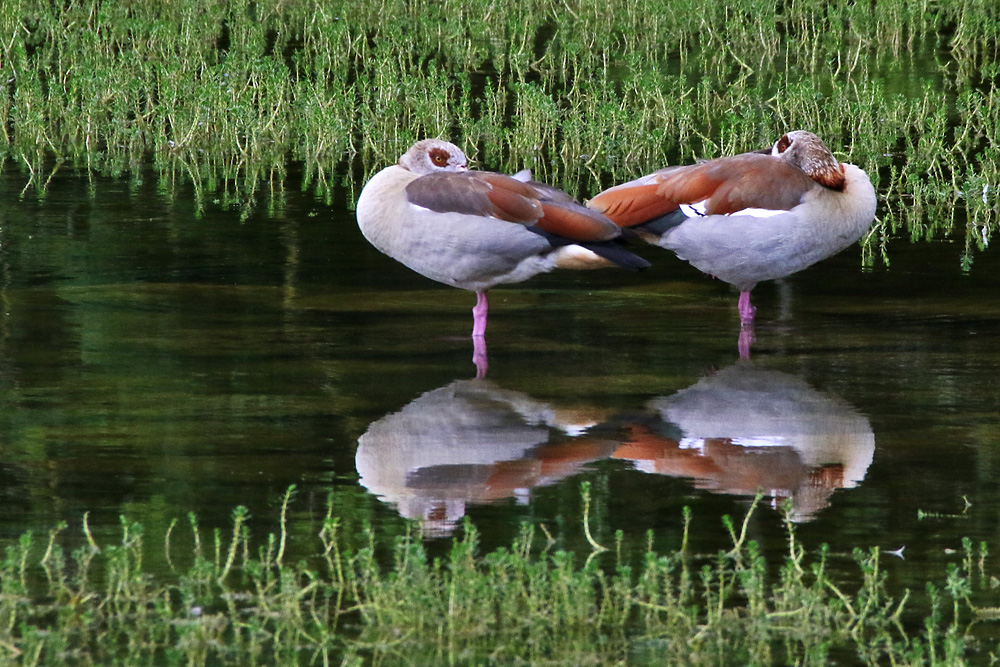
[{"x1": 0, "y1": 486, "x2": 994, "y2": 666}]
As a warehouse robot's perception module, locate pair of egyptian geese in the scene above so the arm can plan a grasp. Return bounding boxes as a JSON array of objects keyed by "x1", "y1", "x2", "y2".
[{"x1": 356, "y1": 131, "x2": 877, "y2": 374}]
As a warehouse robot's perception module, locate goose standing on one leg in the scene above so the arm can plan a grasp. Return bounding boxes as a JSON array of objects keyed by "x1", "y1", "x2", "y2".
[
  {"x1": 587, "y1": 131, "x2": 877, "y2": 358},
  {"x1": 356, "y1": 139, "x2": 650, "y2": 377}
]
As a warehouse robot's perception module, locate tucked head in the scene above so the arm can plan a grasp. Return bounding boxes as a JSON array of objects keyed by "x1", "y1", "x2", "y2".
[
  {"x1": 772, "y1": 130, "x2": 845, "y2": 190},
  {"x1": 399, "y1": 139, "x2": 468, "y2": 175}
]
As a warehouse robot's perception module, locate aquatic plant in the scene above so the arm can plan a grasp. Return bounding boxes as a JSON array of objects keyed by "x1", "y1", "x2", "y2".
[
  {"x1": 1, "y1": 0, "x2": 998, "y2": 252},
  {"x1": 0, "y1": 485, "x2": 995, "y2": 666}
]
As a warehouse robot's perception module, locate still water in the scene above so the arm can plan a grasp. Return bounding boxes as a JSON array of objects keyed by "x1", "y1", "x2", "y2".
[{"x1": 1, "y1": 165, "x2": 999, "y2": 606}]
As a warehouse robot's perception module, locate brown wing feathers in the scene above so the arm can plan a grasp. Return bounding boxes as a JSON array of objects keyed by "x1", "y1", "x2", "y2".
[
  {"x1": 406, "y1": 171, "x2": 622, "y2": 243},
  {"x1": 685, "y1": 157, "x2": 813, "y2": 214},
  {"x1": 591, "y1": 154, "x2": 815, "y2": 225},
  {"x1": 479, "y1": 174, "x2": 546, "y2": 222},
  {"x1": 405, "y1": 172, "x2": 542, "y2": 221}
]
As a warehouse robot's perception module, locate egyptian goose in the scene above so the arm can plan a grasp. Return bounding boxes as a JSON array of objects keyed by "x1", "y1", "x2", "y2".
[
  {"x1": 356, "y1": 139, "x2": 650, "y2": 376},
  {"x1": 588, "y1": 131, "x2": 877, "y2": 356}
]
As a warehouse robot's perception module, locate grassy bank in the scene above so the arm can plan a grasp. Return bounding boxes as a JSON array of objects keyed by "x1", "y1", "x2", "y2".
[
  {"x1": 1, "y1": 0, "x2": 998, "y2": 253},
  {"x1": 0, "y1": 485, "x2": 994, "y2": 666}
]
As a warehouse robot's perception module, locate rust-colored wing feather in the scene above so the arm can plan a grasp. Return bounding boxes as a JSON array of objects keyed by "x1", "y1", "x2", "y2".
[
  {"x1": 588, "y1": 182, "x2": 681, "y2": 227},
  {"x1": 535, "y1": 200, "x2": 621, "y2": 241},
  {"x1": 478, "y1": 173, "x2": 547, "y2": 222},
  {"x1": 591, "y1": 154, "x2": 819, "y2": 227}
]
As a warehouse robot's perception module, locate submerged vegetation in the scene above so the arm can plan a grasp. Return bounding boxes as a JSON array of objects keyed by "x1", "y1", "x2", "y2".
[
  {"x1": 1, "y1": 486, "x2": 998, "y2": 666},
  {"x1": 1, "y1": 0, "x2": 999, "y2": 256}
]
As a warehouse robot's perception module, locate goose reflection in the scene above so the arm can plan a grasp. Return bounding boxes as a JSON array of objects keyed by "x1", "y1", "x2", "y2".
[
  {"x1": 356, "y1": 379, "x2": 616, "y2": 536},
  {"x1": 614, "y1": 363, "x2": 875, "y2": 522}
]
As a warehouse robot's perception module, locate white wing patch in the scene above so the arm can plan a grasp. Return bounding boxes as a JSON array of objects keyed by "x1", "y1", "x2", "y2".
[
  {"x1": 408, "y1": 202, "x2": 435, "y2": 214},
  {"x1": 680, "y1": 201, "x2": 708, "y2": 217},
  {"x1": 631, "y1": 460, "x2": 659, "y2": 473},
  {"x1": 680, "y1": 436, "x2": 789, "y2": 449},
  {"x1": 680, "y1": 200, "x2": 786, "y2": 219},
  {"x1": 559, "y1": 423, "x2": 593, "y2": 437},
  {"x1": 551, "y1": 245, "x2": 611, "y2": 270},
  {"x1": 730, "y1": 207, "x2": 786, "y2": 218}
]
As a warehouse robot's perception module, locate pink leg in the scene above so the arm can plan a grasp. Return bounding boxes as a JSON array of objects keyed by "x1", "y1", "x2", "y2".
[
  {"x1": 472, "y1": 291, "x2": 488, "y2": 338},
  {"x1": 473, "y1": 333, "x2": 488, "y2": 378},
  {"x1": 738, "y1": 327, "x2": 755, "y2": 360},
  {"x1": 737, "y1": 290, "x2": 756, "y2": 328}
]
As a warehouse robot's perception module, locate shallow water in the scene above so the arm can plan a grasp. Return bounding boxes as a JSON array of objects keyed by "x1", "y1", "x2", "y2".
[{"x1": 1, "y1": 165, "x2": 999, "y2": 620}]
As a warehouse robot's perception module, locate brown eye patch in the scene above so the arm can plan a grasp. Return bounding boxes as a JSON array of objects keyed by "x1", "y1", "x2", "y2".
[{"x1": 429, "y1": 148, "x2": 450, "y2": 166}]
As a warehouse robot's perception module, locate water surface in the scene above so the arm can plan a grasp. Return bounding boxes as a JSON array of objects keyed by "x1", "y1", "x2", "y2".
[{"x1": 1, "y1": 165, "x2": 999, "y2": 619}]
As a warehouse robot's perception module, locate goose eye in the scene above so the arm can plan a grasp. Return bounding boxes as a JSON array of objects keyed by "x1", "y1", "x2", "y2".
[
  {"x1": 429, "y1": 149, "x2": 450, "y2": 166},
  {"x1": 775, "y1": 135, "x2": 792, "y2": 153}
]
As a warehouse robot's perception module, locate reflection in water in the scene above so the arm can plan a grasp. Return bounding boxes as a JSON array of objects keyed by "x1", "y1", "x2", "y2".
[
  {"x1": 356, "y1": 379, "x2": 615, "y2": 536},
  {"x1": 614, "y1": 363, "x2": 875, "y2": 522},
  {"x1": 359, "y1": 366, "x2": 876, "y2": 533}
]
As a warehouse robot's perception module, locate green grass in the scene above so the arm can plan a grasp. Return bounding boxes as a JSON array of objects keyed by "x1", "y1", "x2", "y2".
[
  {"x1": 1, "y1": 0, "x2": 999, "y2": 249},
  {"x1": 0, "y1": 485, "x2": 996, "y2": 666}
]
